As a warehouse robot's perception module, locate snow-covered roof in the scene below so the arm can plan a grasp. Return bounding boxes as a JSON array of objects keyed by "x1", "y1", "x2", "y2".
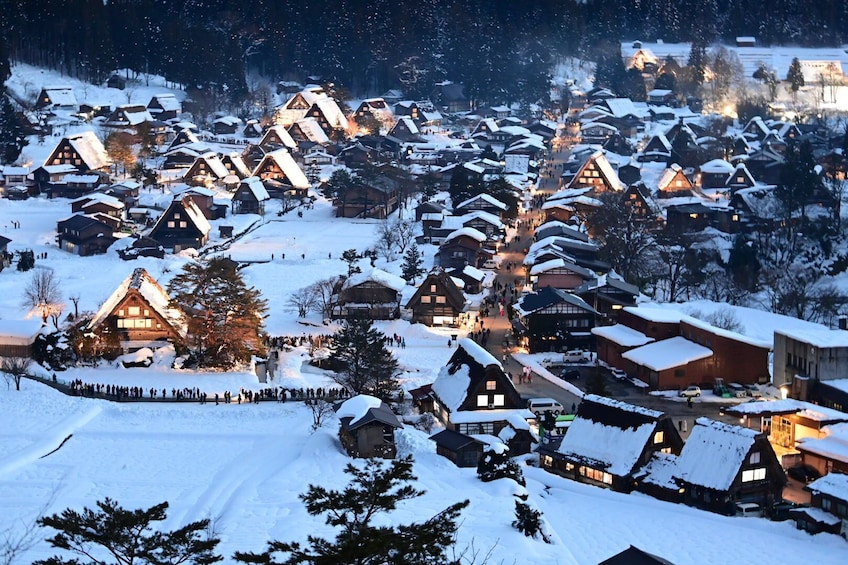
[
  {"x1": 0, "y1": 319, "x2": 44, "y2": 345},
  {"x1": 807, "y1": 471, "x2": 848, "y2": 501},
  {"x1": 295, "y1": 118, "x2": 330, "y2": 144},
  {"x1": 255, "y1": 149, "x2": 309, "y2": 189},
  {"x1": 262, "y1": 126, "x2": 297, "y2": 149},
  {"x1": 591, "y1": 324, "x2": 656, "y2": 348},
  {"x1": 336, "y1": 394, "x2": 382, "y2": 427},
  {"x1": 213, "y1": 115, "x2": 242, "y2": 126},
  {"x1": 342, "y1": 268, "x2": 406, "y2": 292},
  {"x1": 240, "y1": 177, "x2": 269, "y2": 201},
  {"x1": 457, "y1": 337, "x2": 501, "y2": 369},
  {"x1": 431, "y1": 364, "x2": 470, "y2": 412},
  {"x1": 42, "y1": 85, "x2": 77, "y2": 106},
  {"x1": 193, "y1": 153, "x2": 229, "y2": 179},
  {"x1": 673, "y1": 418, "x2": 759, "y2": 491},
  {"x1": 460, "y1": 210, "x2": 504, "y2": 228},
  {"x1": 64, "y1": 174, "x2": 100, "y2": 184},
  {"x1": 682, "y1": 317, "x2": 771, "y2": 349},
  {"x1": 622, "y1": 306, "x2": 684, "y2": 324},
  {"x1": 63, "y1": 131, "x2": 111, "y2": 170},
  {"x1": 450, "y1": 408, "x2": 535, "y2": 424},
  {"x1": 443, "y1": 227, "x2": 486, "y2": 244},
  {"x1": 461, "y1": 265, "x2": 485, "y2": 281},
  {"x1": 176, "y1": 195, "x2": 212, "y2": 236},
  {"x1": 700, "y1": 159, "x2": 735, "y2": 174},
  {"x1": 557, "y1": 396, "x2": 662, "y2": 476},
  {"x1": 622, "y1": 336, "x2": 712, "y2": 372},
  {"x1": 87, "y1": 268, "x2": 186, "y2": 336},
  {"x1": 528, "y1": 257, "x2": 593, "y2": 278},
  {"x1": 456, "y1": 193, "x2": 508, "y2": 211},
  {"x1": 2, "y1": 166, "x2": 28, "y2": 176},
  {"x1": 776, "y1": 327, "x2": 848, "y2": 348},
  {"x1": 149, "y1": 93, "x2": 181, "y2": 112}
]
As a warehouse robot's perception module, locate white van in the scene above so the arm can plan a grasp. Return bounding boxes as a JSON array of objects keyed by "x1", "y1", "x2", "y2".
[
  {"x1": 481, "y1": 258, "x2": 499, "y2": 269},
  {"x1": 527, "y1": 398, "x2": 564, "y2": 418}
]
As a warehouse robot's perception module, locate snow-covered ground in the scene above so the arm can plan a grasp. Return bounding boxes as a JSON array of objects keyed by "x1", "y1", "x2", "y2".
[{"x1": 0, "y1": 62, "x2": 845, "y2": 563}]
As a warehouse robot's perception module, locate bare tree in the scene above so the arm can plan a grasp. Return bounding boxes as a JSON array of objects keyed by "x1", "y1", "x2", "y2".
[
  {"x1": 306, "y1": 399, "x2": 335, "y2": 431},
  {"x1": 288, "y1": 286, "x2": 317, "y2": 318},
  {"x1": 392, "y1": 218, "x2": 418, "y2": 254},
  {"x1": 310, "y1": 277, "x2": 340, "y2": 320},
  {"x1": 1, "y1": 491, "x2": 55, "y2": 565},
  {"x1": 1, "y1": 357, "x2": 31, "y2": 391},
  {"x1": 23, "y1": 270, "x2": 62, "y2": 325},
  {"x1": 68, "y1": 294, "x2": 80, "y2": 321},
  {"x1": 376, "y1": 221, "x2": 399, "y2": 260}
]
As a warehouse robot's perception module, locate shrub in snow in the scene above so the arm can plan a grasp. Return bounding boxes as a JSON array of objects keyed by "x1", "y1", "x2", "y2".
[
  {"x1": 512, "y1": 500, "x2": 550, "y2": 543},
  {"x1": 410, "y1": 412, "x2": 437, "y2": 433},
  {"x1": 477, "y1": 447, "x2": 526, "y2": 487}
]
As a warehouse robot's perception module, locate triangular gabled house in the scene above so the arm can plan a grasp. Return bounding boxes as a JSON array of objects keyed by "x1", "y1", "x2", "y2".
[
  {"x1": 146, "y1": 94, "x2": 181, "y2": 120},
  {"x1": 231, "y1": 177, "x2": 270, "y2": 215},
  {"x1": 333, "y1": 268, "x2": 406, "y2": 320},
  {"x1": 36, "y1": 85, "x2": 77, "y2": 109},
  {"x1": 221, "y1": 152, "x2": 252, "y2": 180},
  {"x1": 513, "y1": 286, "x2": 600, "y2": 353},
  {"x1": 673, "y1": 418, "x2": 785, "y2": 515},
  {"x1": 387, "y1": 117, "x2": 423, "y2": 142},
  {"x1": 251, "y1": 149, "x2": 310, "y2": 195},
  {"x1": 288, "y1": 118, "x2": 330, "y2": 145},
  {"x1": 258, "y1": 125, "x2": 297, "y2": 151},
  {"x1": 336, "y1": 394, "x2": 402, "y2": 459},
  {"x1": 538, "y1": 394, "x2": 683, "y2": 492},
  {"x1": 43, "y1": 131, "x2": 111, "y2": 173},
  {"x1": 147, "y1": 194, "x2": 212, "y2": 252},
  {"x1": 183, "y1": 152, "x2": 229, "y2": 187},
  {"x1": 567, "y1": 150, "x2": 625, "y2": 193},
  {"x1": 405, "y1": 268, "x2": 467, "y2": 327},
  {"x1": 726, "y1": 163, "x2": 757, "y2": 193},
  {"x1": 742, "y1": 116, "x2": 771, "y2": 141},
  {"x1": 425, "y1": 338, "x2": 536, "y2": 455},
  {"x1": 168, "y1": 128, "x2": 201, "y2": 151},
  {"x1": 656, "y1": 163, "x2": 695, "y2": 198},
  {"x1": 87, "y1": 267, "x2": 187, "y2": 352},
  {"x1": 454, "y1": 193, "x2": 509, "y2": 218}
]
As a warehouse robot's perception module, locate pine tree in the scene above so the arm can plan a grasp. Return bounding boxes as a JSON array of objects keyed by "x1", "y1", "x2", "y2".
[
  {"x1": 168, "y1": 258, "x2": 268, "y2": 368},
  {"x1": 512, "y1": 501, "x2": 546, "y2": 541},
  {"x1": 328, "y1": 319, "x2": 399, "y2": 400},
  {"x1": 234, "y1": 457, "x2": 469, "y2": 565},
  {"x1": 687, "y1": 41, "x2": 708, "y2": 88},
  {"x1": 35, "y1": 498, "x2": 222, "y2": 565},
  {"x1": 477, "y1": 448, "x2": 526, "y2": 486},
  {"x1": 787, "y1": 57, "x2": 805, "y2": 103},
  {"x1": 0, "y1": 94, "x2": 25, "y2": 165},
  {"x1": 340, "y1": 248, "x2": 361, "y2": 277},
  {"x1": 400, "y1": 243, "x2": 425, "y2": 284}
]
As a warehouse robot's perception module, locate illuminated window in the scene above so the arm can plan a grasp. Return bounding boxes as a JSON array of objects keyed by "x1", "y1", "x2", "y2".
[
  {"x1": 179, "y1": 221, "x2": 187, "y2": 228},
  {"x1": 476, "y1": 395, "x2": 488, "y2": 407},
  {"x1": 436, "y1": 296, "x2": 446, "y2": 304},
  {"x1": 420, "y1": 296, "x2": 431, "y2": 303},
  {"x1": 128, "y1": 306, "x2": 140, "y2": 316},
  {"x1": 167, "y1": 221, "x2": 175, "y2": 228},
  {"x1": 654, "y1": 431, "x2": 665, "y2": 444},
  {"x1": 689, "y1": 213, "x2": 699, "y2": 219},
  {"x1": 486, "y1": 380, "x2": 497, "y2": 390},
  {"x1": 430, "y1": 285, "x2": 437, "y2": 292},
  {"x1": 493, "y1": 394, "x2": 505, "y2": 406},
  {"x1": 741, "y1": 468, "x2": 766, "y2": 482}
]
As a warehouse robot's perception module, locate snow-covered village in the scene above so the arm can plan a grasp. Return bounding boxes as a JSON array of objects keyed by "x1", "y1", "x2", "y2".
[{"x1": 3, "y1": 2, "x2": 848, "y2": 564}]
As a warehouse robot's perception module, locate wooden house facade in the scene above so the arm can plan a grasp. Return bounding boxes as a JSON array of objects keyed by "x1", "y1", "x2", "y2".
[
  {"x1": 513, "y1": 287, "x2": 600, "y2": 353},
  {"x1": 336, "y1": 395, "x2": 402, "y2": 459},
  {"x1": 673, "y1": 418, "x2": 785, "y2": 515},
  {"x1": 405, "y1": 268, "x2": 467, "y2": 327},
  {"x1": 87, "y1": 268, "x2": 186, "y2": 352},
  {"x1": 57, "y1": 214, "x2": 116, "y2": 256},
  {"x1": 231, "y1": 177, "x2": 269, "y2": 215},
  {"x1": 147, "y1": 195, "x2": 211, "y2": 252},
  {"x1": 334, "y1": 268, "x2": 406, "y2": 320}
]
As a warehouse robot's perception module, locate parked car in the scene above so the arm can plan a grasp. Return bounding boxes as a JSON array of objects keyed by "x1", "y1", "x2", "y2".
[
  {"x1": 786, "y1": 464, "x2": 822, "y2": 484},
  {"x1": 679, "y1": 385, "x2": 702, "y2": 398},
  {"x1": 563, "y1": 350, "x2": 588, "y2": 363},
  {"x1": 481, "y1": 258, "x2": 499, "y2": 269},
  {"x1": 559, "y1": 368, "x2": 580, "y2": 380},
  {"x1": 735, "y1": 502, "x2": 762, "y2": 518},
  {"x1": 744, "y1": 383, "x2": 763, "y2": 398},
  {"x1": 610, "y1": 368, "x2": 627, "y2": 380},
  {"x1": 527, "y1": 398, "x2": 564, "y2": 418},
  {"x1": 727, "y1": 383, "x2": 747, "y2": 398}
]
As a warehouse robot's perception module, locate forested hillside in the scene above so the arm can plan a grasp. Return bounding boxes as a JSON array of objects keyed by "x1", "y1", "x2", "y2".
[{"x1": 2, "y1": 0, "x2": 848, "y2": 103}]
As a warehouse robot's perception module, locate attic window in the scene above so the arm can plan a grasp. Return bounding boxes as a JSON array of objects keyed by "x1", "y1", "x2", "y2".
[
  {"x1": 653, "y1": 431, "x2": 665, "y2": 444},
  {"x1": 741, "y1": 468, "x2": 766, "y2": 482},
  {"x1": 128, "y1": 306, "x2": 141, "y2": 316},
  {"x1": 493, "y1": 394, "x2": 505, "y2": 407},
  {"x1": 476, "y1": 394, "x2": 488, "y2": 408},
  {"x1": 486, "y1": 380, "x2": 497, "y2": 391},
  {"x1": 749, "y1": 451, "x2": 761, "y2": 464}
]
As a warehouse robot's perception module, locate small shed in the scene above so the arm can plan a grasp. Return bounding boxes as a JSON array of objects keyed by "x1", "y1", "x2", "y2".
[
  {"x1": 337, "y1": 395, "x2": 402, "y2": 459},
  {"x1": 0, "y1": 319, "x2": 44, "y2": 358},
  {"x1": 430, "y1": 429, "x2": 485, "y2": 467}
]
